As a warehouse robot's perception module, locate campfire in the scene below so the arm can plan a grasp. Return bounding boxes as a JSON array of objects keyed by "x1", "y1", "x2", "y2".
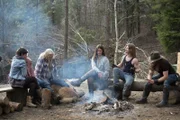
[{"x1": 81, "y1": 90, "x2": 134, "y2": 115}]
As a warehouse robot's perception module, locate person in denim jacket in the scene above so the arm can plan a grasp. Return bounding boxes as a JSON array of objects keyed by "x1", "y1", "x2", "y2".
[
  {"x1": 35, "y1": 48, "x2": 69, "y2": 92},
  {"x1": 9, "y1": 47, "x2": 39, "y2": 107},
  {"x1": 136, "y1": 51, "x2": 179, "y2": 107},
  {"x1": 113, "y1": 43, "x2": 140, "y2": 101},
  {"x1": 70, "y1": 44, "x2": 110, "y2": 98}
]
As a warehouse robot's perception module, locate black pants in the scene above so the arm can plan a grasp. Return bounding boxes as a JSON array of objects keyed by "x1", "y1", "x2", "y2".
[{"x1": 23, "y1": 77, "x2": 39, "y2": 99}]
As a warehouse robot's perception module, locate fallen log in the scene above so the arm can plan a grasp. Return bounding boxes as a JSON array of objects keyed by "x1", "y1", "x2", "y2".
[
  {"x1": 9, "y1": 101, "x2": 23, "y2": 111},
  {"x1": 116, "y1": 80, "x2": 180, "y2": 92},
  {"x1": 7, "y1": 88, "x2": 27, "y2": 106},
  {"x1": 105, "y1": 80, "x2": 180, "y2": 104}
]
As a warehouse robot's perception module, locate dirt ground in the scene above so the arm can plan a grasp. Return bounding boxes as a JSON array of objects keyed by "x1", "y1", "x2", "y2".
[{"x1": 1, "y1": 80, "x2": 180, "y2": 120}]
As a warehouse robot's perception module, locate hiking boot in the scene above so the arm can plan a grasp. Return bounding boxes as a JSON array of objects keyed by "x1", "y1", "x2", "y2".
[
  {"x1": 70, "y1": 79, "x2": 82, "y2": 87},
  {"x1": 136, "y1": 98, "x2": 147, "y2": 104},
  {"x1": 26, "y1": 96, "x2": 37, "y2": 108},
  {"x1": 156, "y1": 101, "x2": 168, "y2": 108}
]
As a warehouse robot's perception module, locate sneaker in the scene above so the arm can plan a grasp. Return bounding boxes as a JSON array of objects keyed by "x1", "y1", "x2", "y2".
[
  {"x1": 136, "y1": 98, "x2": 147, "y2": 104},
  {"x1": 156, "y1": 101, "x2": 168, "y2": 108},
  {"x1": 70, "y1": 79, "x2": 82, "y2": 87}
]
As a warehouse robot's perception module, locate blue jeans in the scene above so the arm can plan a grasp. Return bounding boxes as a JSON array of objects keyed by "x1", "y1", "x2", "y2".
[
  {"x1": 143, "y1": 73, "x2": 178, "y2": 99},
  {"x1": 113, "y1": 67, "x2": 134, "y2": 97},
  {"x1": 152, "y1": 74, "x2": 178, "y2": 87},
  {"x1": 81, "y1": 69, "x2": 108, "y2": 96},
  {"x1": 36, "y1": 78, "x2": 69, "y2": 92}
]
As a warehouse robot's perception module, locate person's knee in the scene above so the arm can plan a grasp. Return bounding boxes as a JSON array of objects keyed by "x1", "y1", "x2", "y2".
[
  {"x1": 88, "y1": 78, "x2": 94, "y2": 83},
  {"x1": 113, "y1": 67, "x2": 119, "y2": 74},
  {"x1": 145, "y1": 82, "x2": 152, "y2": 90},
  {"x1": 163, "y1": 84, "x2": 169, "y2": 90}
]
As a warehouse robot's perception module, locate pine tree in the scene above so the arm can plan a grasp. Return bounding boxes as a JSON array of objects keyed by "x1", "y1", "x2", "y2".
[{"x1": 150, "y1": 0, "x2": 180, "y2": 52}]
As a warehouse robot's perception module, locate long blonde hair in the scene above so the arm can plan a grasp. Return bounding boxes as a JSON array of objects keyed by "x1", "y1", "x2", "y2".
[{"x1": 39, "y1": 48, "x2": 55, "y2": 69}]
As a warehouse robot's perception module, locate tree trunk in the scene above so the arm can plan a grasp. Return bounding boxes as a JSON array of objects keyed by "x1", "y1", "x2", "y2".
[
  {"x1": 64, "y1": 0, "x2": 69, "y2": 60},
  {"x1": 124, "y1": 0, "x2": 130, "y2": 38},
  {"x1": 51, "y1": 0, "x2": 55, "y2": 24},
  {"x1": 114, "y1": 0, "x2": 118, "y2": 65},
  {"x1": 0, "y1": 0, "x2": 5, "y2": 50},
  {"x1": 105, "y1": 0, "x2": 111, "y2": 54},
  {"x1": 136, "y1": 0, "x2": 140, "y2": 34}
]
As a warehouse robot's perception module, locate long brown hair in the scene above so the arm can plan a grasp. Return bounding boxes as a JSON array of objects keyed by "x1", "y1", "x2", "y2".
[
  {"x1": 126, "y1": 43, "x2": 136, "y2": 58},
  {"x1": 92, "y1": 44, "x2": 105, "y2": 60}
]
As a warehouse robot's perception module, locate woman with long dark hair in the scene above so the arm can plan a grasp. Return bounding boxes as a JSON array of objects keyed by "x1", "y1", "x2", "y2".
[
  {"x1": 70, "y1": 44, "x2": 110, "y2": 98},
  {"x1": 136, "y1": 51, "x2": 178, "y2": 107}
]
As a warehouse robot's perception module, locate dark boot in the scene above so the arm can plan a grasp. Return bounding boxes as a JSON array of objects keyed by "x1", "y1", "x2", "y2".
[
  {"x1": 70, "y1": 78, "x2": 83, "y2": 87},
  {"x1": 156, "y1": 87, "x2": 169, "y2": 107},
  {"x1": 122, "y1": 84, "x2": 131, "y2": 101},
  {"x1": 136, "y1": 97, "x2": 147, "y2": 104},
  {"x1": 136, "y1": 83, "x2": 152, "y2": 104},
  {"x1": 87, "y1": 78, "x2": 94, "y2": 100}
]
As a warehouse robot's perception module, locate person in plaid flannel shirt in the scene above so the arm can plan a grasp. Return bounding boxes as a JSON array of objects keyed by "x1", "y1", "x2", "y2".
[{"x1": 35, "y1": 48, "x2": 69, "y2": 91}]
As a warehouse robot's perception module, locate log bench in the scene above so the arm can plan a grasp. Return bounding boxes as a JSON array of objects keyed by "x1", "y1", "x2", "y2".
[
  {"x1": 0, "y1": 85, "x2": 27, "y2": 107},
  {"x1": 104, "y1": 80, "x2": 180, "y2": 104}
]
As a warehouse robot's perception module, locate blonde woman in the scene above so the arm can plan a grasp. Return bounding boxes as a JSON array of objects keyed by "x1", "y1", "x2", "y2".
[{"x1": 35, "y1": 49, "x2": 69, "y2": 91}]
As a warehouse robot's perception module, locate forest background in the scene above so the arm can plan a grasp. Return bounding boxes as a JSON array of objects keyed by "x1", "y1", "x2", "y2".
[{"x1": 0, "y1": 0, "x2": 180, "y2": 83}]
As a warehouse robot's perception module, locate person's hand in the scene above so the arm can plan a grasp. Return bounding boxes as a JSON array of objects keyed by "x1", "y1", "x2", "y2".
[
  {"x1": 112, "y1": 64, "x2": 118, "y2": 68},
  {"x1": 147, "y1": 79, "x2": 154, "y2": 84},
  {"x1": 98, "y1": 72, "x2": 103, "y2": 78}
]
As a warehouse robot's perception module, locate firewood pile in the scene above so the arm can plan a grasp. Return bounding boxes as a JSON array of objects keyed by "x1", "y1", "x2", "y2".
[{"x1": 0, "y1": 95, "x2": 23, "y2": 115}]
